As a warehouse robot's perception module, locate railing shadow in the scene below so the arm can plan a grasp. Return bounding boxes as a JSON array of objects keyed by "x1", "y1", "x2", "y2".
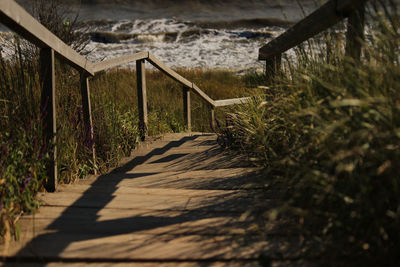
[{"x1": 3, "y1": 134, "x2": 297, "y2": 265}]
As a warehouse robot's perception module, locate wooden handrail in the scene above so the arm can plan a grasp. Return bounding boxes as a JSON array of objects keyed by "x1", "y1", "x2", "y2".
[
  {"x1": 215, "y1": 97, "x2": 252, "y2": 107},
  {"x1": 93, "y1": 52, "x2": 149, "y2": 73},
  {"x1": 259, "y1": 0, "x2": 367, "y2": 60},
  {"x1": 147, "y1": 53, "x2": 193, "y2": 89},
  {"x1": 0, "y1": 0, "x2": 248, "y2": 109},
  {"x1": 93, "y1": 52, "x2": 219, "y2": 106},
  {"x1": 191, "y1": 83, "x2": 216, "y2": 107},
  {"x1": 0, "y1": 0, "x2": 94, "y2": 75},
  {"x1": 0, "y1": 0, "x2": 252, "y2": 191},
  {"x1": 94, "y1": 52, "x2": 219, "y2": 107}
]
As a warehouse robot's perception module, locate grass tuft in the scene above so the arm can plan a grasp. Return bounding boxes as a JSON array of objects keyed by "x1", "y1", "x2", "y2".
[{"x1": 220, "y1": 2, "x2": 400, "y2": 264}]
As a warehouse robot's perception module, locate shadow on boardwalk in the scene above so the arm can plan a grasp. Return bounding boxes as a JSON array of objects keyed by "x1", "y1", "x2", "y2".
[{"x1": 2, "y1": 134, "x2": 312, "y2": 266}]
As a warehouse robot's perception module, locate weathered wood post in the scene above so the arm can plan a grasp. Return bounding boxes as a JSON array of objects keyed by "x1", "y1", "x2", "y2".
[
  {"x1": 80, "y1": 73, "x2": 96, "y2": 173},
  {"x1": 183, "y1": 86, "x2": 191, "y2": 132},
  {"x1": 265, "y1": 54, "x2": 282, "y2": 81},
  {"x1": 210, "y1": 105, "x2": 216, "y2": 131},
  {"x1": 345, "y1": 3, "x2": 365, "y2": 60},
  {"x1": 39, "y1": 47, "x2": 57, "y2": 192},
  {"x1": 136, "y1": 59, "x2": 148, "y2": 141}
]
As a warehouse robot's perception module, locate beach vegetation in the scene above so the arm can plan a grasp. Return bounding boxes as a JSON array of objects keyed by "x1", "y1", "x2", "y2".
[
  {"x1": 0, "y1": 47, "x2": 251, "y2": 241},
  {"x1": 219, "y1": 2, "x2": 400, "y2": 264},
  {"x1": 0, "y1": 0, "x2": 253, "y2": 243}
]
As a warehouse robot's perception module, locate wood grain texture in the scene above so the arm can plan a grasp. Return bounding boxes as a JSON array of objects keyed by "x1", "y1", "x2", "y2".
[
  {"x1": 0, "y1": 133, "x2": 280, "y2": 265},
  {"x1": 93, "y1": 52, "x2": 149, "y2": 73},
  {"x1": 214, "y1": 97, "x2": 252, "y2": 107}
]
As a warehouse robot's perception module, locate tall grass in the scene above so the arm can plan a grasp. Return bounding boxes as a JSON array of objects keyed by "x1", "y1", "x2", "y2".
[
  {"x1": 0, "y1": 41, "x2": 47, "y2": 243},
  {"x1": 0, "y1": 0, "x2": 257, "y2": 249},
  {"x1": 221, "y1": 2, "x2": 400, "y2": 264},
  {"x1": 0, "y1": 39, "x2": 252, "y2": 240}
]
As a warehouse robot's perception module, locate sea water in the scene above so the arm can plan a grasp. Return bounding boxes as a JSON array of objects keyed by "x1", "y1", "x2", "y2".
[{"x1": 4, "y1": 0, "x2": 326, "y2": 72}]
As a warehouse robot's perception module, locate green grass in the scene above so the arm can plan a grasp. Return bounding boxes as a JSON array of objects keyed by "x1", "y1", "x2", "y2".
[{"x1": 220, "y1": 3, "x2": 400, "y2": 264}]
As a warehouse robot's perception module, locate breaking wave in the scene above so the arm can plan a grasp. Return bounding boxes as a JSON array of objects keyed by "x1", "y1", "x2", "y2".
[{"x1": 81, "y1": 17, "x2": 287, "y2": 72}]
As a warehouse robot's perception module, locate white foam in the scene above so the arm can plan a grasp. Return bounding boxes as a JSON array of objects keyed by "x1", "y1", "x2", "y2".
[
  {"x1": 84, "y1": 18, "x2": 284, "y2": 72},
  {"x1": 129, "y1": 19, "x2": 189, "y2": 34}
]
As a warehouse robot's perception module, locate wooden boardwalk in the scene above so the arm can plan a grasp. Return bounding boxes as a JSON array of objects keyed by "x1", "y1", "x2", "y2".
[{"x1": 1, "y1": 133, "x2": 315, "y2": 267}]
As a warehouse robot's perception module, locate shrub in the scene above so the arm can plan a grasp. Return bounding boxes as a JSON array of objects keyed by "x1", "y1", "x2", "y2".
[{"x1": 221, "y1": 2, "x2": 400, "y2": 264}]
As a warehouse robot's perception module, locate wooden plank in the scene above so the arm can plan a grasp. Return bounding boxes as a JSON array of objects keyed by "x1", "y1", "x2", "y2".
[
  {"x1": 80, "y1": 73, "x2": 96, "y2": 173},
  {"x1": 214, "y1": 97, "x2": 252, "y2": 107},
  {"x1": 39, "y1": 48, "x2": 57, "y2": 192},
  {"x1": 1, "y1": 133, "x2": 293, "y2": 265},
  {"x1": 92, "y1": 52, "x2": 149, "y2": 73},
  {"x1": 191, "y1": 84, "x2": 216, "y2": 106},
  {"x1": 345, "y1": 3, "x2": 365, "y2": 60},
  {"x1": 265, "y1": 54, "x2": 281, "y2": 80},
  {"x1": 259, "y1": 0, "x2": 368, "y2": 60},
  {"x1": 136, "y1": 59, "x2": 148, "y2": 141},
  {"x1": 210, "y1": 106, "x2": 216, "y2": 131},
  {"x1": 15, "y1": 206, "x2": 263, "y2": 237},
  {"x1": 0, "y1": 0, "x2": 94, "y2": 75},
  {"x1": 147, "y1": 53, "x2": 193, "y2": 88},
  {"x1": 183, "y1": 86, "x2": 191, "y2": 131},
  {"x1": 39, "y1": 191, "x2": 198, "y2": 210},
  {"x1": 3, "y1": 231, "x2": 271, "y2": 261},
  {"x1": 38, "y1": 193, "x2": 261, "y2": 214},
  {"x1": 57, "y1": 185, "x2": 238, "y2": 197},
  {"x1": 73, "y1": 168, "x2": 263, "y2": 189}
]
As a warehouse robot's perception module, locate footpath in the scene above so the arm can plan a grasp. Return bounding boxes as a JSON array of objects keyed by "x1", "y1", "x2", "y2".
[{"x1": 1, "y1": 133, "x2": 316, "y2": 267}]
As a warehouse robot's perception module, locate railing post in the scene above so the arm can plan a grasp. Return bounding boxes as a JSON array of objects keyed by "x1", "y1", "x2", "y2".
[
  {"x1": 265, "y1": 54, "x2": 282, "y2": 81},
  {"x1": 80, "y1": 73, "x2": 96, "y2": 174},
  {"x1": 39, "y1": 47, "x2": 57, "y2": 192},
  {"x1": 210, "y1": 105, "x2": 216, "y2": 131},
  {"x1": 136, "y1": 59, "x2": 148, "y2": 141},
  {"x1": 345, "y1": 3, "x2": 365, "y2": 60},
  {"x1": 183, "y1": 86, "x2": 191, "y2": 132}
]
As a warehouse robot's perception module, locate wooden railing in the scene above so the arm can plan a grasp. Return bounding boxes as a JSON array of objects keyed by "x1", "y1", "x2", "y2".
[
  {"x1": 0, "y1": 0, "x2": 251, "y2": 192},
  {"x1": 259, "y1": 0, "x2": 367, "y2": 77},
  {"x1": 1, "y1": 0, "x2": 368, "y2": 192}
]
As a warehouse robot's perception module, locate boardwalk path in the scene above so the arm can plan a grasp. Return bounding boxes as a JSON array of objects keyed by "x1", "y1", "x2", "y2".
[{"x1": 1, "y1": 133, "x2": 310, "y2": 266}]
